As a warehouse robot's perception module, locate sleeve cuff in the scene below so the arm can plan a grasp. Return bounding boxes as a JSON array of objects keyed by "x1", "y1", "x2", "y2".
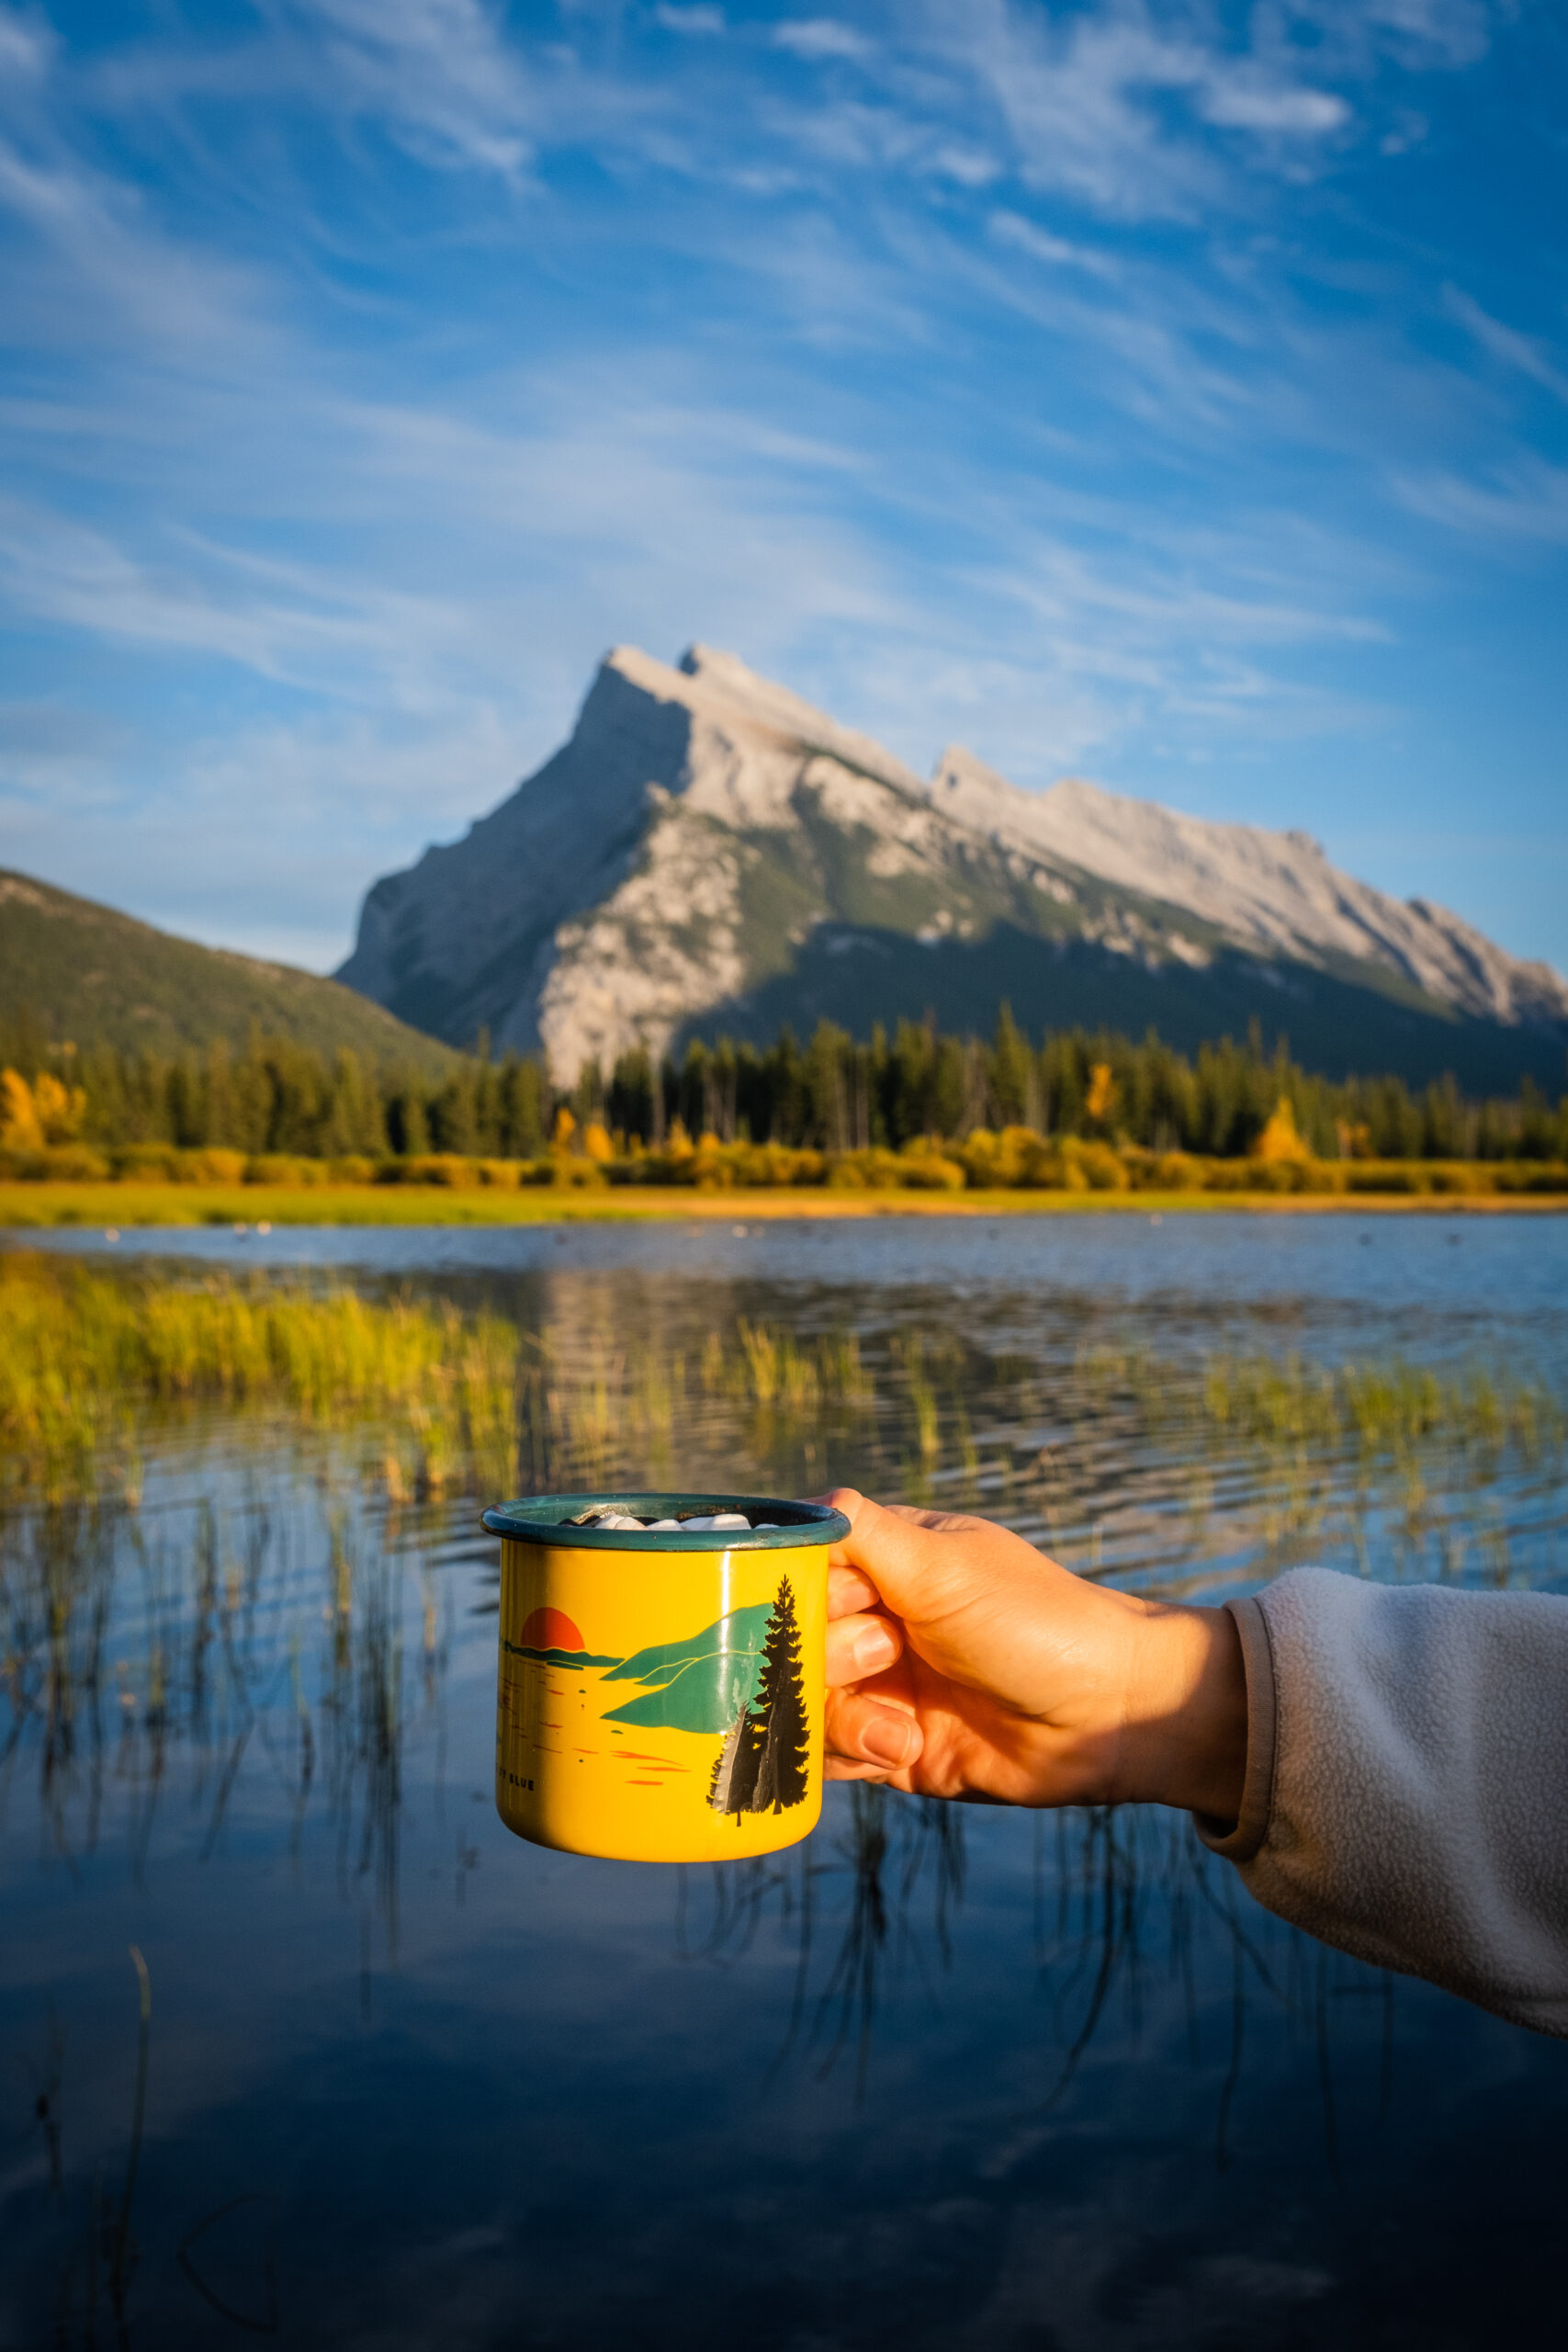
[{"x1": 1191, "y1": 1593, "x2": 1278, "y2": 1863}]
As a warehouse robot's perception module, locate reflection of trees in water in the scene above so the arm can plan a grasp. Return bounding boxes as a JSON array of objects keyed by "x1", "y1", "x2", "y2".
[
  {"x1": 506, "y1": 1283, "x2": 1564, "y2": 1603},
  {"x1": 2, "y1": 1464, "x2": 463, "y2": 2342},
  {"x1": 0, "y1": 1461, "x2": 457, "y2": 1956},
  {"x1": 677, "y1": 1785, "x2": 1394, "y2": 2166},
  {"x1": 19, "y1": 1939, "x2": 284, "y2": 2348},
  {"x1": 15, "y1": 1946, "x2": 154, "y2": 2352}
]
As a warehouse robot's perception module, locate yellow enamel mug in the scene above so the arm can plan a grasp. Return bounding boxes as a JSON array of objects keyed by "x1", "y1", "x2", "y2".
[{"x1": 484, "y1": 1492, "x2": 850, "y2": 1864}]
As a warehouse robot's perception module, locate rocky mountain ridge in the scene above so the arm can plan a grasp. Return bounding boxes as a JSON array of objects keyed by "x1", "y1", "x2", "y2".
[{"x1": 337, "y1": 645, "x2": 1568, "y2": 1091}]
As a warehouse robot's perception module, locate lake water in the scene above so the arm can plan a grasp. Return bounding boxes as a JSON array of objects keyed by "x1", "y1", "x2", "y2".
[{"x1": 4, "y1": 1213, "x2": 1567, "y2": 2350}]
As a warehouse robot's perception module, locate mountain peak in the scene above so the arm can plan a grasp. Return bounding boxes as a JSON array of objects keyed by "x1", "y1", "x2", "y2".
[{"x1": 337, "y1": 645, "x2": 1568, "y2": 1088}]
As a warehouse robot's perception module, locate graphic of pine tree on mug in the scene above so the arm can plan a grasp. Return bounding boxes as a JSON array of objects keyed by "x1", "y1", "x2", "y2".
[{"x1": 705, "y1": 1577, "x2": 808, "y2": 1820}]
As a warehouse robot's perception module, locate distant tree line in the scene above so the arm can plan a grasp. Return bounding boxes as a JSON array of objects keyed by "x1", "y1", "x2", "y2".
[
  {"x1": 2, "y1": 1003, "x2": 1565, "y2": 1163},
  {"x1": 600, "y1": 1011, "x2": 1568, "y2": 1162}
]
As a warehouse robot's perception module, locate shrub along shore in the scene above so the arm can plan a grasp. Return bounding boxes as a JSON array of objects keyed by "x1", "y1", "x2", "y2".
[{"x1": 0, "y1": 1130, "x2": 1564, "y2": 1229}]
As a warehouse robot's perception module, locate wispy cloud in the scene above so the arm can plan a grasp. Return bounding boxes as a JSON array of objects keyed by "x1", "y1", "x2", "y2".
[
  {"x1": 772, "y1": 18, "x2": 871, "y2": 62},
  {"x1": 1303, "y1": 0, "x2": 1494, "y2": 74},
  {"x1": 283, "y1": 0, "x2": 541, "y2": 176},
  {"x1": 0, "y1": 6, "x2": 52, "y2": 81},
  {"x1": 0, "y1": 495, "x2": 476, "y2": 703},
  {"x1": 652, "y1": 5, "x2": 727, "y2": 36},
  {"x1": 932, "y1": 0, "x2": 1352, "y2": 224},
  {"x1": 1443, "y1": 284, "x2": 1568, "y2": 405},
  {"x1": 987, "y1": 209, "x2": 1120, "y2": 279},
  {"x1": 0, "y1": 0, "x2": 1562, "y2": 968},
  {"x1": 1394, "y1": 458, "x2": 1568, "y2": 544}
]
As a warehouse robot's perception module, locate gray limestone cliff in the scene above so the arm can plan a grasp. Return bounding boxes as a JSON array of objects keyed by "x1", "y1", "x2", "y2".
[{"x1": 337, "y1": 645, "x2": 1568, "y2": 1090}]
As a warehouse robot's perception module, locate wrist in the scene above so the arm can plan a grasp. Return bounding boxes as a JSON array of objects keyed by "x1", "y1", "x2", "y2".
[{"x1": 1114, "y1": 1600, "x2": 1248, "y2": 1821}]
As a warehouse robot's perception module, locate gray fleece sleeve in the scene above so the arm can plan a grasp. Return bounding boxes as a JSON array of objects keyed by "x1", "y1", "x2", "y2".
[{"x1": 1194, "y1": 1566, "x2": 1568, "y2": 2038}]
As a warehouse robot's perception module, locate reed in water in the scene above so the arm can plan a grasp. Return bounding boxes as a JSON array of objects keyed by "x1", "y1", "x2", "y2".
[{"x1": 2, "y1": 1251, "x2": 1557, "y2": 1524}]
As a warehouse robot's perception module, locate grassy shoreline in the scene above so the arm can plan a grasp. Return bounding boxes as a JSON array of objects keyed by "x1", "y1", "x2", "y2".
[
  {"x1": 4, "y1": 1251, "x2": 1558, "y2": 1508},
  {"x1": 2, "y1": 1181, "x2": 1566, "y2": 1228}
]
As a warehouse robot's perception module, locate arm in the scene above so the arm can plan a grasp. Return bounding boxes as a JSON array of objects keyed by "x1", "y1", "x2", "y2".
[
  {"x1": 1204, "y1": 1568, "x2": 1568, "y2": 2038},
  {"x1": 823, "y1": 1493, "x2": 1568, "y2": 2038}
]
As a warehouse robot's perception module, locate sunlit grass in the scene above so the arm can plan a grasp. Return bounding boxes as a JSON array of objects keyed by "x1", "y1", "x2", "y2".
[
  {"x1": 5, "y1": 1177, "x2": 1568, "y2": 1231},
  {"x1": 0, "y1": 1254, "x2": 521, "y2": 1503},
  {"x1": 6, "y1": 1251, "x2": 1559, "y2": 1530},
  {"x1": 1078, "y1": 1340, "x2": 1562, "y2": 1460}
]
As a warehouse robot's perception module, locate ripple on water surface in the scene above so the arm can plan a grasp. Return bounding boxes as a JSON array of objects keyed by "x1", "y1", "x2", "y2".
[{"x1": 3, "y1": 1215, "x2": 1566, "y2": 2347}]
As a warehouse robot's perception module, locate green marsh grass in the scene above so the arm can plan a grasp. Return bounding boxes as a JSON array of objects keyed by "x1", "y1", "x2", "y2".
[
  {"x1": 1077, "y1": 1340, "x2": 1562, "y2": 1462},
  {"x1": 0, "y1": 1254, "x2": 519, "y2": 1504},
  {"x1": 3, "y1": 1255, "x2": 1560, "y2": 1606}
]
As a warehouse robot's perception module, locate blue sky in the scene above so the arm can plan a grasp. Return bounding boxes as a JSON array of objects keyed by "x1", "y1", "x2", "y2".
[{"x1": 1, "y1": 0, "x2": 1564, "y2": 978}]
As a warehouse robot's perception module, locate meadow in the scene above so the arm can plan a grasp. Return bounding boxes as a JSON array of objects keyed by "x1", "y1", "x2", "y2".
[{"x1": 3, "y1": 1159, "x2": 1567, "y2": 1235}]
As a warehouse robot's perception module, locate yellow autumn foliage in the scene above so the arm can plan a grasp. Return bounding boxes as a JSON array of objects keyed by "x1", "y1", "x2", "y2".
[
  {"x1": 0, "y1": 1069, "x2": 85, "y2": 1148},
  {"x1": 1254, "y1": 1097, "x2": 1312, "y2": 1163},
  {"x1": 0, "y1": 1069, "x2": 42, "y2": 1149}
]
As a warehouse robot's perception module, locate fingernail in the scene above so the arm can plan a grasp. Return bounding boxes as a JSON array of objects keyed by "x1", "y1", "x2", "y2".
[
  {"x1": 861, "y1": 1710, "x2": 913, "y2": 1768},
  {"x1": 852, "y1": 1622, "x2": 897, "y2": 1676}
]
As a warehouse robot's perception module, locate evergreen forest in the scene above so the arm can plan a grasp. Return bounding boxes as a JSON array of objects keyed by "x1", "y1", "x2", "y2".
[{"x1": 3, "y1": 1004, "x2": 1566, "y2": 1168}]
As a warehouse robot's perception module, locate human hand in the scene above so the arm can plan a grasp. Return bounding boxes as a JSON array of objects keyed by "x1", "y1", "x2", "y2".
[{"x1": 819, "y1": 1490, "x2": 1247, "y2": 1820}]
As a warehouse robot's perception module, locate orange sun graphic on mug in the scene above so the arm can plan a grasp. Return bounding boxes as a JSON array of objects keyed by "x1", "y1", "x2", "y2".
[{"x1": 518, "y1": 1607, "x2": 584, "y2": 1653}]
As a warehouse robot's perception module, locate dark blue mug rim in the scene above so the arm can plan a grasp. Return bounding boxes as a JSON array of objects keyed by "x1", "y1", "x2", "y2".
[{"x1": 482, "y1": 1493, "x2": 852, "y2": 1551}]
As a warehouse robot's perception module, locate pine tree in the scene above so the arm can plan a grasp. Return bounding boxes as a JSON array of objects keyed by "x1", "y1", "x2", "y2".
[
  {"x1": 990, "y1": 1002, "x2": 1032, "y2": 1127},
  {"x1": 752, "y1": 1577, "x2": 809, "y2": 1814},
  {"x1": 708, "y1": 1694, "x2": 764, "y2": 1820}
]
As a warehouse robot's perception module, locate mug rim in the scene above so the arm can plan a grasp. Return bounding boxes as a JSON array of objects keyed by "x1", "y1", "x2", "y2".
[{"x1": 482, "y1": 1491, "x2": 851, "y2": 1550}]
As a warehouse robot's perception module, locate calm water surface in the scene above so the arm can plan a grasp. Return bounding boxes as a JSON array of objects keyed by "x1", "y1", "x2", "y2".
[{"x1": 4, "y1": 1215, "x2": 1566, "y2": 2350}]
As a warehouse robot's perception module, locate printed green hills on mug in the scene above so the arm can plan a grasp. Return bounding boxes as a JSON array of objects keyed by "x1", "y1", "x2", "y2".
[{"x1": 599, "y1": 1603, "x2": 773, "y2": 1731}]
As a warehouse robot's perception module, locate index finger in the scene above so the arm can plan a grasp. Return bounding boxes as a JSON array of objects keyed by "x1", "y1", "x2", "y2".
[{"x1": 829, "y1": 1564, "x2": 880, "y2": 1619}]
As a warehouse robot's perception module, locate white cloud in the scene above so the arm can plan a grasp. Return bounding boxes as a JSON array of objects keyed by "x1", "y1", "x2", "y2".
[
  {"x1": 772, "y1": 19, "x2": 871, "y2": 62},
  {"x1": 0, "y1": 135, "x2": 273, "y2": 358},
  {"x1": 1394, "y1": 458, "x2": 1568, "y2": 545},
  {"x1": 1197, "y1": 78, "x2": 1348, "y2": 136},
  {"x1": 950, "y1": 4, "x2": 1218, "y2": 220},
  {"x1": 939, "y1": 1, "x2": 1354, "y2": 224},
  {"x1": 651, "y1": 5, "x2": 726, "y2": 35},
  {"x1": 286, "y1": 0, "x2": 540, "y2": 177},
  {"x1": 0, "y1": 495, "x2": 473, "y2": 707},
  {"x1": 987, "y1": 209, "x2": 1119, "y2": 278},
  {"x1": 1443, "y1": 285, "x2": 1568, "y2": 405},
  {"x1": 1306, "y1": 0, "x2": 1492, "y2": 72},
  {"x1": 0, "y1": 6, "x2": 51, "y2": 81},
  {"x1": 923, "y1": 143, "x2": 1001, "y2": 187}
]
